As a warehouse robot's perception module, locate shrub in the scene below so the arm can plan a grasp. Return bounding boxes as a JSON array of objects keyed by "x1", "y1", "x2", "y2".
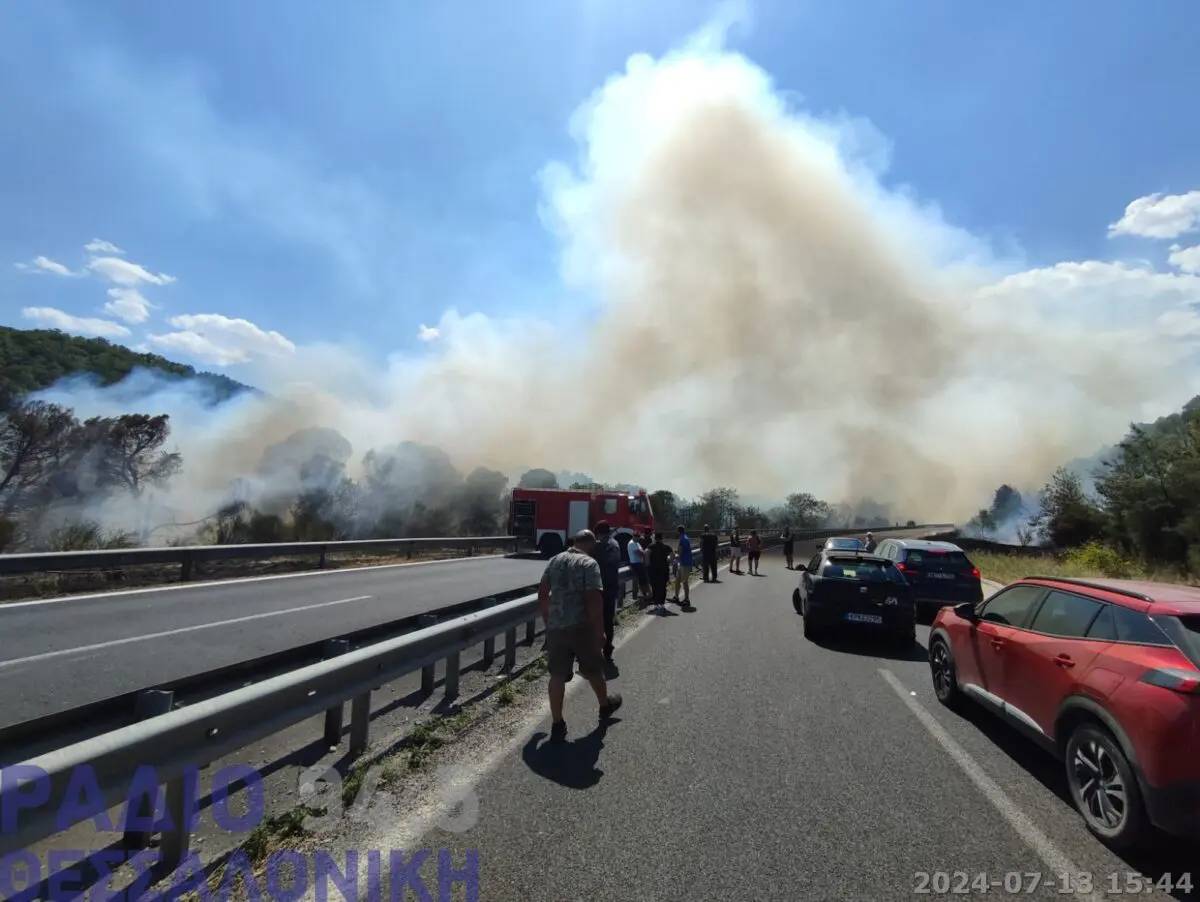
[{"x1": 1062, "y1": 542, "x2": 1137, "y2": 578}]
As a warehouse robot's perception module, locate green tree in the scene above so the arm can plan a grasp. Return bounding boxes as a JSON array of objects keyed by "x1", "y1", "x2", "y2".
[
  {"x1": 518, "y1": 468, "x2": 558, "y2": 489},
  {"x1": 648, "y1": 489, "x2": 679, "y2": 531},
  {"x1": 1032, "y1": 467, "x2": 1106, "y2": 548},
  {"x1": 0, "y1": 400, "x2": 79, "y2": 510},
  {"x1": 781, "y1": 492, "x2": 832, "y2": 528}
]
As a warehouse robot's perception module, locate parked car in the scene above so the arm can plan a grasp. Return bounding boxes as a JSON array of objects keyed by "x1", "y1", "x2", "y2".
[
  {"x1": 818, "y1": 536, "x2": 865, "y2": 552},
  {"x1": 874, "y1": 538, "x2": 982, "y2": 618},
  {"x1": 793, "y1": 550, "x2": 916, "y2": 645},
  {"x1": 929, "y1": 577, "x2": 1200, "y2": 849}
]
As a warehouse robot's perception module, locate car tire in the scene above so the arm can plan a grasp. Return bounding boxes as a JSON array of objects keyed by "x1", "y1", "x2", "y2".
[
  {"x1": 928, "y1": 637, "x2": 961, "y2": 708},
  {"x1": 1064, "y1": 722, "x2": 1149, "y2": 851},
  {"x1": 792, "y1": 587, "x2": 802, "y2": 614},
  {"x1": 802, "y1": 604, "x2": 820, "y2": 640}
]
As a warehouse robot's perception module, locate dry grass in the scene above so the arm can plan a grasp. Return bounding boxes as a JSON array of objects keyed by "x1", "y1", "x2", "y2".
[{"x1": 970, "y1": 548, "x2": 1194, "y2": 588}]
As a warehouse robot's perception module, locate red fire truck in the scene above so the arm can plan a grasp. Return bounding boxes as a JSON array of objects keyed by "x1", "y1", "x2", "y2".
[{"x1": 510, "y1": 487, "x2": 655, "y2": 556}]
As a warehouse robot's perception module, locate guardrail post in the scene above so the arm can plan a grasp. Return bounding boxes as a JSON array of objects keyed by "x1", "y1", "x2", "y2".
[
  {"x1": 481, "y1": 598, "x2": 497, "y2": 667},
  {"x1": 444, "y1": 651, "x2": 460, "y2": 702},
  {"x1": 503, "y1": 625, "x2": 518, "y2": 671},
  {"x1": 323, "y1": 639, "x2": 349, "y2": 746},
  {"x1": 468, "y1": 543, "x2": 476, "y2": 557},
  {"x1": 155, "y1": 772, "x2": 195, "y2": 880},
  {"x1": 180, "y1": 551, "x2": 194, "y2": 582},
  {"x1": 349, "y1": 691, "x2": 371, "y2": 757},
  {"x1": 123, "y1": 690, "x2": 175, "y2": 850},
  {"x1": 406, "y1": 542, "x2": 413, "y2": 559},
  {"x1": 419, "y1": 614, "x2": 437, "y2": 694},
  {"x1": 318, "y1": 545, "x2": 327, "y2": 569},
  {"x1": 524, "y1": 616, "x2": 536, "y2": 645}
]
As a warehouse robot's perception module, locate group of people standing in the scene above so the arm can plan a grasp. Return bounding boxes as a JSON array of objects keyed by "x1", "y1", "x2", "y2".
[{"x1": 625, "y1": 525, "x2": 695, "y2": 609}]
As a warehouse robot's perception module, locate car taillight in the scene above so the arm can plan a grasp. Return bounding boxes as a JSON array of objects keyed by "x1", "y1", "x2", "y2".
[
  {"x1": 1140, "y1": 668, "x2": 1200, "y2": 695},
  {"x1": 970, "y1": 566, "x2": 981, "y2": 579},
  {"x1": 895, "y1": 562, "x2": 908, "y2": 574}
]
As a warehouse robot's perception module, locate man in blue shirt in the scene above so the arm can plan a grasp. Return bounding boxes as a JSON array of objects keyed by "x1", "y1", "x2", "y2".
[{"x1": 673, "y1": 525, "x2": 693, "y2": 607}]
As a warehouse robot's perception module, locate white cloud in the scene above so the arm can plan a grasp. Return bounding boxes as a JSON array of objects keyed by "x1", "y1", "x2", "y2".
[
  {"x1": 21, "y1": 306, "x2": 131, "y2": 338},
  {"x1": 1109, "y1": 190, "x2": 1200, "y2": 239},
  {"x1": 87, "y1": 255, "x2": 176, "y2": 286},
  {"x1": 148, "y1": 313, "x2": 295, "y2": 366},
  {"x1": 1168, "y1": 243, "x2": 1200, "y2": 275},
  {"x1": 103, "y1": 287, "x2": 153, "y2": 324},
  {"x1": 15, "y1": 255, "x2": 78, "y2": 276},
  {"x1": 84, "y1": 238, "x2": 125, "y2": 255},
  {"x1": 417, "y1": 324, "x2": 440, "y2": 342}
]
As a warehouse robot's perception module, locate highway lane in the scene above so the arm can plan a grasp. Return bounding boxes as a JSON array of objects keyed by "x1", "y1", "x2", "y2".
[
  {"x1": 0, "y1": 554, "x2": 546, "y2": 729},
  {"x1": 370, "y1": 550, "x2": 1196, "y2": 901}
]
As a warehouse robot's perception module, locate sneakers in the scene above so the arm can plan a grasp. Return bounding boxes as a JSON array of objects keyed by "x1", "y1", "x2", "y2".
[
  {"x1": 599, "y1": 692, "x2": 623, "y2": 720},
  {"x1": 550, "y1": 720, "x2": 568, "y2": 743}
]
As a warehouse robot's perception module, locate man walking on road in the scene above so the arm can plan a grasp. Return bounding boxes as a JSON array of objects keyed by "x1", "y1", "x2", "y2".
[
  {"x1": 782, "y1": 527, "x2": 795, "y2": 570},
  {"x1": 864, "y1": 531, "x2": 877, "y2": 553},
  {"x1": 590, "y1": 521, "x2": 622, "y2": 662},
  {"x1": 647, "y1": 531, "x2": 673, "y2": 610},
  {"x1": 700, "y1": 523, "x2": 719, "y2": 583},
  {"x1": 538, "y1": 530, "x2": 623, "y2": 742},
  {"x1": 673, "y1": 525, "x2": 694, "y2": 606}
]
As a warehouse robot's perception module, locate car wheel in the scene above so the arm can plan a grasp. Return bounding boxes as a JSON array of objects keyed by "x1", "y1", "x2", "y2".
[
  {"x1": 802, "y1": 603, "x2": 819, "y2": 640},
  {"x1": 792, "y1": 587, "x2": 802, "y2": 614},
  {"x1": 928, "y1": 637, "x2": 960, "y2": 708},
  {"x1": 1065, "y1": 723, "x2": 1148, "y2": 850}
]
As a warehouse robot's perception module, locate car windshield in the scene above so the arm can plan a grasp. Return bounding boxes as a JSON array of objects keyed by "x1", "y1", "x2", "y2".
[
  {"x1": 905, "y1": 550, "x2": 972, "y2": 570},
  {"x1": 827, "y1": 538, "x2": 863, "y2": 549},
  {"x1": 823, "y1": 557, "x2": 905, "y2": 584}
]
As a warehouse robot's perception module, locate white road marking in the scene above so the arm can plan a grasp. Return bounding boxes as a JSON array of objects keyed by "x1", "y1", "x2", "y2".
[
  {"x1": 879, "y1": 668, "x2": 1104, "y2": 902},
  {"x1": 0, "y1": 554, "x2": 507, "y2": 610},
  {"x1": 0, "y1": 595, "x2": 373, "y2": 668}
]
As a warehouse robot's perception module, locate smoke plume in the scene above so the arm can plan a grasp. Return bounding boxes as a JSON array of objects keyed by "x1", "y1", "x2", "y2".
[{"x1": 29, "y1": 18, "x2": 1200, "y2": 536}]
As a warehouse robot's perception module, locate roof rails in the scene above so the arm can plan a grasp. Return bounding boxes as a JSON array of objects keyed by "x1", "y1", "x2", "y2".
[{"x1": 1023, "y1": 576, "x2": 1154, "y2": 602}]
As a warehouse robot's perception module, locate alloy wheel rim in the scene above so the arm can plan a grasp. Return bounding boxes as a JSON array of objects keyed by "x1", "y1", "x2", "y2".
[
  {"x1": 1072, "y1": 739, "x2": 1126, "y2": 829},
  {"x1": 931, "y1": 644, "x2": 951, "y2": 696}
]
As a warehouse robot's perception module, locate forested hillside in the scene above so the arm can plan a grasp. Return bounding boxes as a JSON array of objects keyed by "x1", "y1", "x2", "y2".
[{"x1": 0, "y1": 326, "x2": 252, "y2": 408}]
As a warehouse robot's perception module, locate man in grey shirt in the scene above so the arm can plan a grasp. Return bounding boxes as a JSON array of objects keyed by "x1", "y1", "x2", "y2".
[{"x1": 538, "y1": 530, "x2": 624, "y2": 742}]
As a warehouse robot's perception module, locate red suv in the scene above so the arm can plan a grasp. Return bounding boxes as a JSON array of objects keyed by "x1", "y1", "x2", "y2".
[{"x1": 929, "y1": 577, "x2": 1200, "y2": 849}]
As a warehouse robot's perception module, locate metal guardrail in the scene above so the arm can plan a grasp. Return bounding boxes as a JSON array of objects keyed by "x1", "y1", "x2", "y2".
[{"x1": 0, "y1": 535, "x2": 520, "y2": 580}]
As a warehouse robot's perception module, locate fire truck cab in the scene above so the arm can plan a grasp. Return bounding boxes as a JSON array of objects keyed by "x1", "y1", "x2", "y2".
[{"x1": 510, "y1": 487, "x2": 655, "y2": 557}]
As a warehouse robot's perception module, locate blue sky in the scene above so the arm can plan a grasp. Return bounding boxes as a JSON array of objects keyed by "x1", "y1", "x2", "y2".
[{"x1": 3, "y1": 1, "x2": 1199, "y2": 374}]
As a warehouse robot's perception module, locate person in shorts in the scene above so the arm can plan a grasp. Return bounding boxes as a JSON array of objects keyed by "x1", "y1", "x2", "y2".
[
  {"x1": 782, "y1": 527, "x2": 795, "y2": 570},
  {"x1": 673, "y1": 525, "x2": 693, "y2": 606},
  {"x1": 538, "y1": 530, "x2": 623, "y2": 742},
  {"x1": 729, "y1": 529, "x2": 743, "y2": 574},
  {"x1": 746, "y1": 529, "x2": 762, "y2": 575}
]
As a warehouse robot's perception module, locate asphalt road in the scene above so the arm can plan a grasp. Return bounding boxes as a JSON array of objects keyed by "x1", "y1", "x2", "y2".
[
  {"x1": 399, "y1": 551, "x2": 1197, "y2": 901},
  {"x1": 0, "y1": 554, "x2": 546, "y2": 729}
]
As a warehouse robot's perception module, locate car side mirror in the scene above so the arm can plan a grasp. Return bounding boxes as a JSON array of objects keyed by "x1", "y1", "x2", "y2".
[
  {"x1": 954, "y1": 602, "x2": 978, "y2": 621},
  {"x1": 813, "y1": 541, "x2": 823, "y2": 550}
]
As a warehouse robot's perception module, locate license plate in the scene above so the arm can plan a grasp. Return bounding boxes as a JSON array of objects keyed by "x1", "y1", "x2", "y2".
[
  {"x1": 845, "y1": 612, "x2": 883, "y2": 624},
  {"x1": 928, "y1": 572, "x2": 954, "y2": 580}
]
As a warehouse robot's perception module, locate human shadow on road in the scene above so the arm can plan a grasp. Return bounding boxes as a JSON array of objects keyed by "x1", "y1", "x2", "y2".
[{"x1": 522, "y1": 721, "x2": 613, "y2": 790}]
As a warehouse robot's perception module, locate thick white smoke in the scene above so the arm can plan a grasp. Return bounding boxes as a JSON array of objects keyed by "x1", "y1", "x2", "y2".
[{"x1": 31, "y1": 20, "x2": 1200, "y2": 535}]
